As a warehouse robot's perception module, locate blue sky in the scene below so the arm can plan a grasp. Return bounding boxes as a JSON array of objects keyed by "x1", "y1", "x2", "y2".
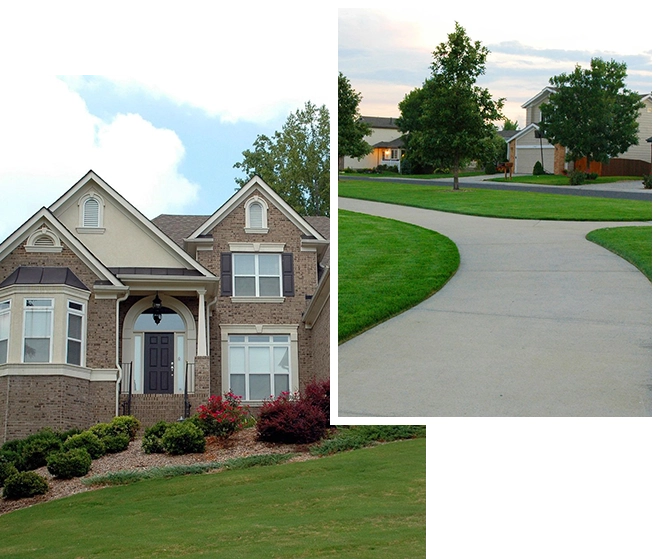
[
  {"x1": 0, "y1": 72, "x2": 336, "y2": 240},
  {"x1": 339, "y1": 6, "x2": 652, "y2": 126}
]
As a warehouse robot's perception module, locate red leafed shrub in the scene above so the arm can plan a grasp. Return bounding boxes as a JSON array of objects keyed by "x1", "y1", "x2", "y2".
[
  {"x1": 196, "y1": 392, "x2": 249, "y2": 439},
  {"x1": 256, "y1": 392, "x2": 328, "y2": 444},
  {"x1": 303, "y1": 377, "x2": 330, "y2": 427}
]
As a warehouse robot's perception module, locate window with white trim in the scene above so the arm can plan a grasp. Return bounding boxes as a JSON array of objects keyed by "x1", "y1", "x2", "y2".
[
  {"x1": 23, "y1": 298, "x2": 53, "y2": 363},
  {"x1": 228, "y1": 334, "x2": 291, "y2": 400},
  {"x1": 244, "y1": 196, "x2": 269, "y2": 233},
  {"x1": 248, "y1": 201, "x2": 264, "y2": 228},
  {"x1": 83, "y1": 197, "x2": 100, "y2": 227},
  {"x1": 0, "y1": 300, "x2": 10, "y2": 364},
  {"x1": 233, "y1": 253, "x2": 282, "y2": 297},
  {"x1": 66, "y1": 301, "x2": 85, "y2": 366}
]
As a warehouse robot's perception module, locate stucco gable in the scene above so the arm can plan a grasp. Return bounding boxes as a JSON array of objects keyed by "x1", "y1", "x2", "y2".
[{"x1": 48, "y1": 171, "x2": 213, "y2": 277}]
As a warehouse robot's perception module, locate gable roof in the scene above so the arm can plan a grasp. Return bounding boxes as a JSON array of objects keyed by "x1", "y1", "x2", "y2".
[
  {"x1": 48, "y1": 170, "x2": 215, "y2": 278},
  {"x1": 521, "y1": 87, "x2": 556, "y2": 109},
  {"x1": 187, "y1": 176, "x2": 327, "y2": 243},
  {"x1": 152, "y1": 215, "x2": 211, "y2": 249},
  {"x1": 506, "y1": 123, "x2": 541, "y2": 144},
  {"x1": 361, "y1": 116, "x2": 399, "y2": 129},
  {"x1": 0, "y1": 207, "x2": 124, "y2": 288}
]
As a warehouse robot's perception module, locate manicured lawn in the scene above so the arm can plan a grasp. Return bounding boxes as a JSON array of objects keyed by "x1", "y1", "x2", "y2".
[
  {"x1": 0, "y1": 439, "x2": 426, "y2": 559},
  {"x1": 489, "y1": 174, "x2": 641, "y2": 186},
  {"x1": 586, "y1": 226, "x2": 652, "y2": 280},
  {"x1": 339, "y1": 210, "x2": 459, "y2": 343},
  {"x1": 339, "y1": 179, "x2": 651, "y2": 221}
]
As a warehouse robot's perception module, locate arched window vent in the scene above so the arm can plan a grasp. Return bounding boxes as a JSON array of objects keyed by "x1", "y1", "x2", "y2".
[
  {"x1": 25, "y1": 225, "x2": 62, "y2": 253},
  {"x1": 244, "y1": 196, "x2": 269, "y2": 233}
]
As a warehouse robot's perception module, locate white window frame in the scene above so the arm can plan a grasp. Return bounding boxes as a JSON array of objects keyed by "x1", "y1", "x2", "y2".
[
  {"x1": 232, "y1": 253, "x2": 282, "y2": 298},
  {"x1": 244, "y1": 196, "x2": 269, "y2": 234},
  {"x1": 66, "y1": 300, "x2": 85, "y2": 366},
  {"x1": 22, "y1": 298, "x2": 54, "y2": 363},
  {"x1": 0, "y1": 300, "x2": 10, "y2": 365},
  {"x1": 77, "y1": 193, "x2": 105, "y2": 233},
  {"x1": 220, "y1": 324, "x2": 299, "y2": 404}
]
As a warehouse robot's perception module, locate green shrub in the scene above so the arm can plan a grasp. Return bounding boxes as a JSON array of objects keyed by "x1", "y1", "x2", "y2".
[
  {"x1": 642, "y1": 174, "x2": 651, "y2": 189},
  {"x1": 161, "y1": 422, "x2": 206, "y2": 455},
  {"x1": 311, "y1": 425, "x2": 426, "y2": 456},
  {"x1": 63, "y1": 431, "x2": 105, "y2": 459},
  {"x1": 569, "y1": 170, "x2": 586, "y2": 185},
  {"x1": 141, "y1": 421, "x2": 170, "y2": 454},
  {"x1": 19, "y1": 434, "x2": 63, "y2": 471},
  {"x1": 484, "y1": 162, "x2": 497, "y2": 174},
  {"x1": 533, "y1": 161, "x2": 546, "y2": 175},
  {"x1": 101, "y1": 433, "x2": 130, "y2": 454},
  {"x1": 88, "y1": 423, "x2": 114, "y2": 440},
  {"x1": 111, "y1": 416, "x2": 141, "y2": 440},
  {"x1": 0, "y1": 460, "x2": 19, "y2": 486},
  {"x1": 3, "y1": 471, "x2": 49, "y2": 499},
  {"x1": 46, "y1": 448, "x2": 92, "y2": 479}
]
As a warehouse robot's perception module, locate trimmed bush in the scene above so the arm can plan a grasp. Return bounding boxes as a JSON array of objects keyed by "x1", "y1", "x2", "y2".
[
  {"x1": 533, "y1": 161, "x2": 546, "y2": 175},
  {"x1": 63, "y1": 431, "x2": 105, "y2": 459},
  {"x1": 101, "y1": 433, "x2": 130, "y2": 454},
  {"x1": 160, "y1": 422, "x2": 206, "y2": 455},
  {"x1": 256, "y1": 394, "x2": 327, "y2": 444},
  {"x1": 0, "y1": 460, "x2": 19, "y2": 486},
  {"x1": 46, "y1": 448, "x2": 92, "y2": 479},
  {"x1": 19, "y1": 434, "x2": 63, "y2": 471},
  {"x1": 569, "y1": 170, "x2": 586, "y2": 185},
  {"x1": 3, "y1": 471, "x2": 49, "y2": 499},
  {"x1": 110, "y1": 416, "x2": 140, "y2": 440},
  {"x1": 141, "y1": 421, "x2": 170, "y2": 454}
]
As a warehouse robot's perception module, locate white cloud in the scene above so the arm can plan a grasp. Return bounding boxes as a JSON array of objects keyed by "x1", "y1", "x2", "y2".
[
  {"x1": 84, "y1": 72, "x2": 336, "y2": 123},
  {"x1": 0, "y1": 76, "x2": 199, "y2": 241}
]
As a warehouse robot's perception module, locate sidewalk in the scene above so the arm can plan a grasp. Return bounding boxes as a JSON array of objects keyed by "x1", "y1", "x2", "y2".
[{"x1": 338, "y1": 198, "x2": 651, "y2": 417}]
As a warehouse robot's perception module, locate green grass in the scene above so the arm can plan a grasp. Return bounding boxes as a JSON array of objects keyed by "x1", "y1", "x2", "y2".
[
  {"x1": 339, "y1": 179, "x2": 651, "y2": 221},
  {"x1": 489, "y1": 174, "x2": 640, "y2": 186},
  {"x1": 0, "y1": 439, "x2": 426, "y2": 559},
  {"x1": 311, "y1": 425, "x2": 426, "y2": 456},
  {"x1": 339, "y1": 209, "x2": 459, "y2": 343},
  {"x1": 586, "y1": 226, "x2": 652, "y2": 280}
]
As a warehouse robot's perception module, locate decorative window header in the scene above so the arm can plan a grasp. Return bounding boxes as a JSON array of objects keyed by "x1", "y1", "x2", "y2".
[{"x1": 25, "y1": 225, "x2": 62, "y2": 253}]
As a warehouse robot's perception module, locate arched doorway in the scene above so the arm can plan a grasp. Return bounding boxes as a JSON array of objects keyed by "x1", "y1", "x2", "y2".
[{"x1": 121, "y1": 295, "x2": 197, "y2": 394}]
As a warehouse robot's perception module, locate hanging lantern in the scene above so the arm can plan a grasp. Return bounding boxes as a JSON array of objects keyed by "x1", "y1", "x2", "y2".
[{"x1": 152, "y1": 292, "x2": 162, "y2": 325}]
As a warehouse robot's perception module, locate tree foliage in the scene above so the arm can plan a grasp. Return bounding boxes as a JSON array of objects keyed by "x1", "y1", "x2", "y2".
[
  {"x1": 539, "y1": 58, "x2": 644, "y2": 168},
  {"x1": 234, "y1": 102, "x2": 329, "y2": 216},
  {"x1": 338, "y1": 73, "x2": 372, "y2": 160},
  {"x1": 397, "y1": 22, "x2": 504, "y2": 188}
]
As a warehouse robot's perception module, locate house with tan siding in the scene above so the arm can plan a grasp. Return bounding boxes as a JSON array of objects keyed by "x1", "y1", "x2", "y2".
[{"x1": 340, "y1": 116, "x2": 405, "y2": 171}]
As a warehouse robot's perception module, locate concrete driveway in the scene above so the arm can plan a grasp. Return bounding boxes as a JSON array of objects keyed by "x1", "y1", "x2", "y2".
[{"x1": 338, "y1": 198, "x2": 651, "y2": 417}]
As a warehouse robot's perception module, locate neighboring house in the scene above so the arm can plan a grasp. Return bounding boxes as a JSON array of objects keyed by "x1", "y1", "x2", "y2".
[
  {"x1": 507, "y1": 88, "x2": 652, "y2": 175},
  {"x1": 340, "y1": 116, "x2": 405, "y2": 171},
  {"x1": 0, "y1": 171, "x2": 329, "y2": 442}
]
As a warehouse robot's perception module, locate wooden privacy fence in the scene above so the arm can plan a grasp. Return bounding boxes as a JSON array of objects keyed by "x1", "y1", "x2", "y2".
[{"x1": 575, "y1": 158, "x2": 651, "y2": 177}]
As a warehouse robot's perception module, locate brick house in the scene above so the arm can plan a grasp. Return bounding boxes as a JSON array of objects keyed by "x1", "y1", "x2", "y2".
[{"x1": 0, "y1": 171, "x2": 329, "y2": 442}]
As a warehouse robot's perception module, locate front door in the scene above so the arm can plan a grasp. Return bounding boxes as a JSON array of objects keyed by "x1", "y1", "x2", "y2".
[{"x1": 144, "y1": 333, "x2": 174, "y2": 394}]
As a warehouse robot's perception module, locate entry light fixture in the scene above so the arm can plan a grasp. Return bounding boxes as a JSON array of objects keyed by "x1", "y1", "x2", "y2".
[{"x1": 152, "y1": 292, "x2": 162, "y2": 325}]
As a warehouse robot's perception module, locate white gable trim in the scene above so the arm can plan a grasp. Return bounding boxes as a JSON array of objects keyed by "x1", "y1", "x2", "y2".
[
  {"x1": 49, "y1": 170, "x2": 215, "y2": 278},
  {"x1": 187, "y1": 176, "x2": 326, "y2": 242},
  {"x1": 507, "y1": 123, "x2": 541, "y2": 144},
  {"x1": 0, "y1": 208, "x2": 124, "y2": 288}
]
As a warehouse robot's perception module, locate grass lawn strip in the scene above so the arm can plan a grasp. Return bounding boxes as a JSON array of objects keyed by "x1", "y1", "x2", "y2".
[
  {"x1": 339, "y1": 179, "x2": 651, "y2": 221},
  {"x1": 489, "y1": 174, "x2": 640, "y2": 186},
  {"x1": 0, "y1": 439, "x2": 426, "y2": 559},
  {"x1": 339, "y1": 209, "x2": 459, "y2": 343},
  {"x1": 586, "y1": 226, "x2": 652, "y2": 280}
]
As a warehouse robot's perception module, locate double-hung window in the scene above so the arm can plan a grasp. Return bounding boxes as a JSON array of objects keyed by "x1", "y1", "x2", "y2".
[
  {"x1": 228, "y1": 334, "x2": 291, "y2": 401},
  {"x1": 23, "y1": 298, "x2": 53, "y2": 363},
  {"x1": 66, "y1": 301, "x2": 85, "y2": 366},
  {"x1": 233, "y1": 253, "x2": 282, "y2": 297},
  {"x1": 0, "y1": 301, "x2": 10, "y2": 364}
]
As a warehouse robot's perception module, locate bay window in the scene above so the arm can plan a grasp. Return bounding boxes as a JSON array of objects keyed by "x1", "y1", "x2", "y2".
[
  {"x1": 23, "y1": 298, "x2": 53, "y2": 363},
  {"x1": 66, "y1": 301, "x2": 85, "y2": 366},
  {"x1": 0, "y1": 301, "x2": 10, "y2": 364}
]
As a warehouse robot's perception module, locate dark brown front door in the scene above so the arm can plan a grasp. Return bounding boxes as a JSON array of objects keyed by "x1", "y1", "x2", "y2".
[{"x1": 144, "y1": 333, "x2": 174, "y2": 394}]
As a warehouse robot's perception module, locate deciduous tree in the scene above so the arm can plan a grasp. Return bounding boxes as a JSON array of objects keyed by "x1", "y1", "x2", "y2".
[
  {"x1": 398, "y1": 22, "x2": 504, "y2": 189},
  {"x1": 338, "y1": 73, "x2": 372, "y2": 162},
  {"x1": 539, "y1": 58, "x2": 644, "y2": 170},
  {"x1": 235, "y1": 102, "x2": 329, "y2": 216}
]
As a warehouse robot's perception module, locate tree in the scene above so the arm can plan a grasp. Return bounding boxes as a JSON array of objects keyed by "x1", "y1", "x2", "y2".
[
  {"x1": 502, "y1": 118, "x2": 519, "y2": 131},
  {"x1": 234, "y1": 102, "x2": 329, "y2": 216},
  {"x1": 338, "y1": 73, "x2": 372, "y2": 162},
  {"x1": 539, "y1": 58, "x2": 644, "y2": 170},
  {"x1": 397, "y1": 22, "x2": 504, "y2": 189}
]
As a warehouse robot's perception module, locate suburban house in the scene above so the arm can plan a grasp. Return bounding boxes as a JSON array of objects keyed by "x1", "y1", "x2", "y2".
[
  {"x1": 340, "y1": 116, "x2": 405, "y2": 171},
  {"x1": 0, "y1": 171, "x2": 330, "y2": 442},
  {"x1": 507, "y1": 87, "x2": 652, "y2": 175}
]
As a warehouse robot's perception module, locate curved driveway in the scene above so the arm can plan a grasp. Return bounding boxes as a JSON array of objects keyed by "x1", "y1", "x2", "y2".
[{"x1": 338, "y1": 197, "x2": 651, "y2": 417}]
